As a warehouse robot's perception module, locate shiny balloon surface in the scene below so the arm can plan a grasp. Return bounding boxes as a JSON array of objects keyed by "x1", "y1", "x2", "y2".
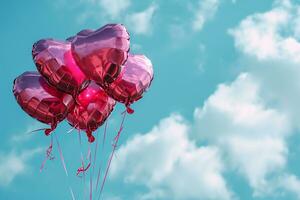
[
  {"x1": 71, "y1": 24, "x2": 130, "y2": 86},
  {"x1": 106, "y1": 54, "x2": 153, "y2": 106},
  {"x1": 67, "y1": 82, "x2": 116, "y2": 142},
  {"x1": 13, "y1": 71, "x2": 74, "y2": 134},
  {"x1": 33, "y1": 39, "x2": 89, "y2": 96}
]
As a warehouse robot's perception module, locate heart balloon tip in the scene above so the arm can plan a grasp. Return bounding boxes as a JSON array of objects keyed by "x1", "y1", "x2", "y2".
[
  {"x1": 45, "y1": 129, "x2": 52, "y2": 136},
  {"x1": 126, "y1": 106, "x2": 134, "y2": 114},
  {"x1": 88, "y1": 135, "x2": 95, "y2": 143}
]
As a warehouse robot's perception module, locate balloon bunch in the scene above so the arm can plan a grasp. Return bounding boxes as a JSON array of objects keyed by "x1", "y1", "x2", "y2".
[{"x1": 13, "y1": 24, "x2": 154, "y2": 143}]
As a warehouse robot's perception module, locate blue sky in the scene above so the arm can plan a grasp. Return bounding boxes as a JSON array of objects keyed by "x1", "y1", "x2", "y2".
[{"x1": 1, "y1": 0, "x2": 300, "y2": 199}]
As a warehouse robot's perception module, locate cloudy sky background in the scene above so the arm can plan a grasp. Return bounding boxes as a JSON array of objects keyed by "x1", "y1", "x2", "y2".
[{"x1": 1, "y1": 0, "x2": 300, "y2": 199}]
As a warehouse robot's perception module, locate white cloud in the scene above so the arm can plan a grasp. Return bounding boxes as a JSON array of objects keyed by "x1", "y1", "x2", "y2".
[
  {"x1": 192, "y1": 0, "x2": 220, "y2": 31},
  {"x1": 99, "y1": 0, "x2": 131, "y2": 19},
  {"x1": 227, "y1": 137, "x2": 287, "y2": 196},
  {"x1": 77, "y1": 1, "x2": 157, "y2": 34},
  {"x1": 279, "y1": 174, "x2": 300, "y2": 199},
  {"x1": 224, "y1": 0, "x2": 300, "y2": 197},
  {"x1": 109, "y1": 1, "x2": 300, "y2": 199},
  {"x1": 0, "y1": 148, "x2": 42, "y2": 186},
  {"x1": 194, "y1": 73, "x2": 290, "y2": 141},
  {"x1": 1, "y1": 123, "x2": 44, "y2": 186},
  {"x1": 110, "y1": 72, "x2": 298, "y2": 199},
  {"x1": 110, "y1": 59, "x2": 299, "y2": 199},
  {"x1": 229, "y1": 0, "x2": 300, "y2": 128},
  {"x1": 111, "y1": 114, "x2": 233, "y2": 200},
  {"x1": 194, "y1": 73, "x2": 291, "y2": 196},
  {"x1": 126, "y1": 4, "x2": 157, "y2": 35},
  {"x1": 75, "y1": 0, "x2": 131, "y2": 23},
  {"x1": 228, "y1": 1, "x2": 298, "y2": 61}
]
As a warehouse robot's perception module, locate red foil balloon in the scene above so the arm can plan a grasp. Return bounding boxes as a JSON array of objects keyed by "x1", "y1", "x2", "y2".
[
  {"x1": 67, "y1": 82, "x2": 116, "y2": 143},
  {"x1": 106, "y1": 54, "x2": 154, "y2": 113},
  {"x1": 32, "y1": 39, "x2": 89, "y2": 96},
  {"x1": 13, "y1": 71, "x2": 74, "y2": 135},
  {"x1": 71, "y1": 24, "x2": 130, "y2": 87}
]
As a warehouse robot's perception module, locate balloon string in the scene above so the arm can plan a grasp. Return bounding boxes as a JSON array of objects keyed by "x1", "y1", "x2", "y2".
[
  {"x1": 88, "y1": 144, "x2": 93, "y2": 200},
  {"x1": 78, "y1": 131, "x2": 85, "y2": 175},
  {"x1": 87, "y1": 147, "x2": 91, "y2": 160},
  {"x1": 55, "y1": 135, "x2": 68, "y2": 176},
  {"x1": 103, "y1": 120, "x2": 108, "y2": 148},
  {"x1": 98, "y1": 111, "x2": 127, "y2": 199},
  {"x1": 93, "y1": 130, "x2": 99, "y2": 174},
  {"x1": 95, "y1": 165, "x2": 101, "y2": 193},
  {"x1": 26, "y1": 128, "x2": 47, "y2": 134},
  {"x1": 70, "y1": 186, "x2": 76, "y2": 200},
  {"x1": 95, "y1": 120, "x2": 108, "y2": 192},
  {"x1": 92, "y1": 129, "x2": 99, "y2": 196},
  {"x1": 78, "y1": 130, "x2": 87, "y2": 200},
  {"x1": 67, "y1": 126, "x2": 76, "y2": 133},
  {"x1": 40, "y1": 134, "x2": 54, "y2": 172},
  {"x1": 92, "y1": 130, "x2": 99, "y2": 197},
  {"x1": 55, "y1": 134, "x2": 76, "y2": 200},
  {"x1": 76, "y1": 163, "x2": 91, "y2": 176}
]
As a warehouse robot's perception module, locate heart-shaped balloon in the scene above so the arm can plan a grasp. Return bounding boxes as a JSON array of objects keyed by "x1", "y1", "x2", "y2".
[
  {"x1": 67, "y1": 81, "x2": 116, "y2": 142},
  {"x1": 13, "y1": 71, "x2": 74, "y2": 135},
  {"x1": 71, "y1": 24, "x2": 130, "y2": 87},
  {"x1": 32, "y1": 39, "x2": 89, "y2": 96},
  {"x1": 105, "y1": 54, "x2": 153, "y2": 113}
]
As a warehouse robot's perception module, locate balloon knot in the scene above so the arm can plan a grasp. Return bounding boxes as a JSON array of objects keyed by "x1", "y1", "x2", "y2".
[
  {"x1": 44, "y1": 128, "x2": 52, "y2": 136},
  {"x1": 86, "y1": 131, "x2": 95, "y2": 143},
  {"x1": 44, "y1": 122, "x2": 57, "y2": 136},
  {"x1": 88, "y1": 135, "x2": 95, "y2": 143},
  {"x1": 76, "y1": 162, "x2": 91, "y2": 176},
  {"x1": 126, "y1": 105, "x2": 134, "y2": 114}
]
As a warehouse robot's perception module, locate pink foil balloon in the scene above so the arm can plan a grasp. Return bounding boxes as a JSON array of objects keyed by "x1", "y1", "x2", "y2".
[
  {"x1": 13, "y1": 71, "x2": 74, "y2": 135},
  {"x1": 106, "y1": 54, "x2": 153, "y2": 113},
  {"x1": 67, "y1": 82, "x2": 116, "y2": 142},
  {"x1": 71, "y1": 24, "x2": 130, "y2": 87},
  {"x1": 32, "y1": 39, "x2": 89, "y2": 96}
]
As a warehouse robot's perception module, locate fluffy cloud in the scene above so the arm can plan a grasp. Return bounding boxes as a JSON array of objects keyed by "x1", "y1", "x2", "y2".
[
  {"x1": 192, "y1": 0, "x2": 300, "y2": 197},
  {"x1": 194, "y1": 73, "x2": 291, "y2": 195},
  {"x1": 1, "y1": 123, "x2": 43, "y2": 186},
  {"x1": 110, "y1": 73, "x2": 297, "y2": 199},
  {"x1": 110, "y1": 114, "x2": 233, "y2": 200},
  {"x1": 223, "y1": 0, "x2": 300, "y2": 196},
  {"x1": 194, "y1": 73, "x2": 290, "y2": 141},
  {"x1": 228, "y1": 0, "x2": 300, "y2": 61},
  {"x1": 111, "y1": 1, "x2": 300, "y2": 197},
  {"x1": 192, "y1": 0, "x2": 220, "y2": 31},
  {"x1": 279, "y1": 174, "x2": 300, "y2": 199},
  {"x1": 229, "y1": 0, "x2": 300, "y2": 128},
  {"x1": 99, "y1": 0, "x2": 131, "y2": 19},
  {"x1": 126, "y1": 4, "x2": 157, "y2": 35},
  {"x1": 75, "y1": 0, "x2": 157, "y2": 35},
  {"x1": 110, "y1": 0, "x2": 300, "y2": 199},
  {"x1": 0, "y1": 148, "x2": 42, "y2": 186}
]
